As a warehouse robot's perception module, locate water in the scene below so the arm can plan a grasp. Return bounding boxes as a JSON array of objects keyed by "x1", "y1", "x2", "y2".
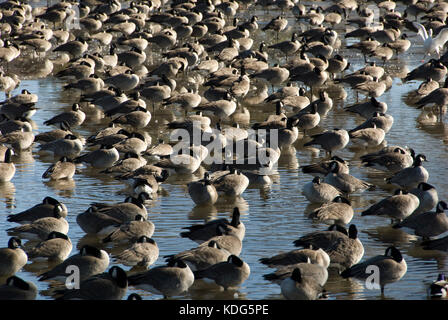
[{"x1": 1, "y1": 1, "x2": 448, "y2": 300}]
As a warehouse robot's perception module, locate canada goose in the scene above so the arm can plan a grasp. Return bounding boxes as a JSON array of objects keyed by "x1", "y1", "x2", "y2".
[
  {"x1": 344, "y1": 97, "x2": 388, "y2": 119},
  {"x1": 0, "y1": 276, "x2": 37, "y2": 300},
  {"x1": 4, "y1": 89, "x2": 38, "y2": 105},
  {"x1": 385, "y1": 154, "x2": 429, "y2": 190},
  {"x1": 148, "y1": 29, "x2": 177, "y2": 50},
  {"x1": 0, "y1": 117, "x2": 32, "y2": 135},
  {"x1": 341, "y1": 246, "x2": 407, "y2": 294},
  {"x1": 194, "y1": 255, "x2": 250, "y2": 289},
  {"x1": 105, "y1": 93, "x2": 147, "y2": 118},
  {"x1": 349, "y1": 112, "x2": 394, "y2": 134},
  {"x1": 300, "y1": 156, "x2": 349, "y2": 177},
  {"x1": 349, "y1": 123, "x2": 386, "y2": 148},
  {"x1": 63, "y1": 74, "x2": 105, "y2": 95},
  {"x1": 188, "y1": 172, "x2": 218, "y2": 205},
  {"x1": 211, "y1": 168, "x2": 249, "y2": 197},
  {"x1": 0, "y1": 237, "x2": 27, "y2": 277},
  {"x1": 165, "y1": 240, "x2": 230, "y2": 272},
  {"x1": 103, "y1": 70, "x2": 140, "y2": 92},
  {"x1": 346, "y1": 38, "x2": 380, "y2": 62},
  {"x1": 100, "y1": 152, "x2": 146, "y2": 176},
  {"x1": 410, "y1": 182, "x2": 439, "y2": 214},
  {"x1": 74, "y1": 145, "x2": 120, "y2": 169},
  {"x1": 102, "y1": 214, "x2": 155, "y2": 244},
  {"x1": 404, "y1": 59, "x2": 447, "y2": 82},
  {"x1": 127, "y1": 259, "x2": 194, "y2": 298},
  {"x1": 80, "y1": 194, "x2": 149, "y2": 230},
  {"x1": 263, "y1": 259, "x2": 328, "y2": 287},
  {"x1": 260, "y1": 247, "x2": 330, "y2": 269},
  {"x1": 197, "y1": 223, "x2": 243, "y2": 256},
  {"x1": 308, "y1": 196, "x2": 354, "y2": 225},
  {"x1": 294, "y1": 224, "x2": 364, "y2": 270},
  {"x1": 111, "y1": 106, "x2": 151, "y2": 129},
  {"x1": 54, "y1": 266, "x2": 128, "y2": 300},
  {"x1": 43, "y1": 103, "x2": 86, "y2": 128},
  {"x1": 393, "y1": 201, "x2": 448, "y2": 239},
  {"x1": 323, "y1": 161, "x2": 373, "y2": 194},
  {"x1": 114, "y1": 236, "x2": 159, "y2": 268},
  {"x1": 268, "y1": 32, "x2": 301, "y2": 58},
  {"x1": 0, "y1": 126, "x2": 34, "y2": 150},
  {"x1": 38, "y1": 245, "x2": 110, "y2": 282},
  {"x1": 429, "y1": 274, "x2": 448, "y2": 297},
  {"x1": 327, "y1": 54, "x2": 348, "y2": 75},
  {"x1": 0, "y1": 101, "x2": 37, "y2": 120},
  {"x1": 361, "y1": 146, "x2": 414, "y2": 173},
  {"x1": 7, "y1": 196, "x2": 67, "y2": 224},
  {"x1": 7, "y1": 208, "x2": 69, "y2": 241},
  {"x1": 280, "y1": 267, "x2": 325, "y2": 300},
  {"x1": 389, "y1": 34, "x2": 411, "y2": 55},
  {"x1": 53, "y1": 38, "x2": 88, "y2": 58},
  {"x1": 416, "y1": 78, "x2": 448, "y2": 118},
  {"x1": 0, "y1": 147, "x2": 15, "y2": 182},
  {"x1": 362, "y1": 189, "x2": 420, "y2": 223},
  {"x1": 262, "y1": 15, "x2": 288, "y2": 39},
  {"x1": 303, "y1": 128, "x2": 349, "y2": 157},
  {"x1": 41, "y1": 156, "x2": 76, "y2": 180},
  {"x1": 38, "y1": 134, "x2": 83, "y2": 158},
  {"x1": 113, "y1": 132, "x2": 148, "y2": 155},
  {"x1": 56, "y1": 61, "x2": 94, "y2": 80},
  {"x1": 250, "y1": 64, "x2": 290, "y2": 87},
  {"x1": 293, "y1": 102, "x2": 320, "y2": 135},
  {"x1": 302, "y1": 176, "x2": 343, "y2": 204},
  {"x1": 26, "y1": 231, "x2": 72, "y2": 262}
]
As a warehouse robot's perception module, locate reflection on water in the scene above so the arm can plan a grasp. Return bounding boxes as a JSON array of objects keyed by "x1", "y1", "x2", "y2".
[{"x1": 0, "y1": 1, "x2": 447, "y2": 301}]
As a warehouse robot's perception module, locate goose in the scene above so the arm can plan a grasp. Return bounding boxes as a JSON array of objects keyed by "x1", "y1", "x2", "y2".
[
  {"x1": 280, "y1": 267, "x2": 325, "y2": 300},
  {"x1": 7, "y1": 197, "x2": 67, "y2": 224},
  {"x1": 0, "y1": 237, "x2": 27, "y2": 277},
  {"x1": 188, "y1": 172, "x2": 218, "y2": 206},
  {"x1": 429, "y1": 274, "x2": 448, "y2": 297},
  {"x1": 111, "y1": 106, "x2": 151, "y2": 129},
  {"x1": 0, "y1": 117, "x2": 32, "y2": 135},
  {"x1": 5, "y1": 89, "x2": 38, "y2": 105},
  {"x1": 113, "y1": 132, "x2": 148, "y2": 155},
  {"x1": 104, "y1": 92, "x2": 147, "y2": 118},
  {"x1": 42, "y1": 156, "x2": 76, "y2": 180},
  {"x1": 250, "y1": 64, "x2": 290, "y2": 88},
  {"x1": 0, "y1": 147, "x2": 15, "y2": 182},
  {"x1": 0, "y1": 101, "x2": 38, "y2": 120},
  {"x1": 389, "y1": 34, "x2": 411, "y2": 55},
  {"x1": 360, "y1": 146, "x2": 414, "y2": 173},
  {"x1": 26, "y1": 231, "x2": 72, "y2": 262},
  {"x1": 292, "y1": 67, "x2": 328, "y2": 97},
  {"x1": 198, "y1": 224, "x2": 243, "y2": 256},
  {"x1": 147, "y1": 29, "x2": 177, "y2": 50},
  {"x1": 54, "y1": 266, "x2": 128, "y2": 300},
  {"x1": 416, "y1": 78, "x2": 448, "y2": 118},
  {"x1": 55, "y1": 61, "x2": 94, "y2": 80},
  {"x1": 303, "y1": 128, "x2": 349, "y2": 157},
  {"x1": 127, "y1": 259, "x2": 194, "y2": 298},
  {"x1": 7, "y1": 208, "x2": 69, "y2": 241},
  {"x1": 0, "y1": 126, "x2": 34, "y2": 151},
  {"x1": 262, "y1": 15, "x2": 288, "y2": 39},
  {"x1": 53, "y1": 38, "x2": 88, "y2": 58},
  {"x1": 393, "y1": 201, "x2": 448, "y2": 239},
  {"x1": 385, "y1": 154, "x2": 429, "y2": 190},
  {"x1": 300, "y1": 156, "x2": 349, "y2": 177},
  {"x1": 104, "y1": 70, "x2": 140, "y2": 92},
  {"x1": 346, "y1": 38, "x2": 380, "y2": 62},
  {"x1": 74, "y1": 143, "x2": 120, "y2": 169},
  {"x1": 180, "y1": 207, "x2": 245, "y2": 244},
  {"x1": 263, "y1": 260, "x2": 328, "y2": 287},
  {"x1": 404, "y1": 59, "x2": 447, "y2": 82},
  {"x1": 38, "y1": 134, "x2": 83, "y2": 158},
  {"x1": 155, "y1": 147, "x2": 202, "y2": 174},
  {"x1": 327, "y1": 54, "x2": 349, "y2": 75},
  {"x1": 43, "y1": 103, "x2": 86, "y2": 128},
  {"x1": 348, "y1": 123, "x2": 386, "y2": 148},
  {"x1": 164, "y1": 240, "x2": 230, "y2": 271},
  {"x1": 341, "y1": 246, "x2": 407, "y2": 295},
  {"x1": 308, "y1": 196, "x2": 354, "y2": 225},
  {"x1": 354, "y1": 77, "x2": 387, "y2": 98},
  {"x1": 344, "y1": 97, "x2": 388, "y2": 119},
  {"x1": 0, "y1": 276, "x2": 37, "y2": 300},
  {"x1": 193, "y1": 255, "x2": 250, "y2": 289},
  {"x1": 100, "y1": 152, "x2": 146, "y2": 176},
  {"x1": 212, "y1": 168, "x2": 249, "y2": 197},
  {"x1": 260, "y1": 247, "x2": 330, "y2": 269},
  {"x1": 114, "y1": 236, "x2": 159, "y2": 268},
  {"x1": 293, "y1": 224, "x2": 364, "y2": 270},
  {"x1": 323, "y1": 161, "x2": 374, "y2": 194},
  {"x1": 163, "y1": 89, "x2": 202, "y2": 111},
  {"x1": 362, "y1": 189, "x2": 420, "y2": 223},
  {"x1": 38, "y1": 245, "x2": 110, "y2": 282},
  {"x1": 102, "y1": 214, "x2": 155, "y2": 244},
  {"x1": 302, "y1": 176, "x2": 343, "y2": 204},
  {"x1": 268, "y1": 32, "x2": 301, "y2": 58},
  {"x1": 410, "y1": 182, "x2": 439, "y2": 214},
  {"x1": 294, "y1": 102, "x2": 320, "y2": 135},
  {"x1": 349, "y1": 112, "x2": 394, "y2": 134},
  {"x1": 413, "y1": 22, "x2": 448, "y2": 57}
]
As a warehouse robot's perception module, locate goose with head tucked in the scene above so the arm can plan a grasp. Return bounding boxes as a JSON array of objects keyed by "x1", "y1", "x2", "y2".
[
  {"x1": 114, "y1": 236, "x2": 159, "y2": 268},
  {"x1": 302, "y1": 176, "x2": 343, "y2": 204},
  {"x1": 0, "y1": 276, "x2": 37, "y2": 300},
  {"x1": 26, "y1": 231, "x2": 72, "y2": 262},
  {"x1": 308, "y1": 196, "x2": 354, "y2": 225},
  {"x1": 323, "y1": 161, "x2": 374, "y2": 194},
  {"x1": 385, "y1": 154, "x2": 429, "y2": 190},
  {"x1": 410, "y1": 182, "x2": 439, "y2": 214},
  {"x1": 0, "y1": 237, "x2": 27, "y2": 277}
]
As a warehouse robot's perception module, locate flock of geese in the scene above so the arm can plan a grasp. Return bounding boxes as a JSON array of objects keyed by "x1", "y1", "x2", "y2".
[{"x1": 0, "y1": 0, "x2": 447, "y2": 301}]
